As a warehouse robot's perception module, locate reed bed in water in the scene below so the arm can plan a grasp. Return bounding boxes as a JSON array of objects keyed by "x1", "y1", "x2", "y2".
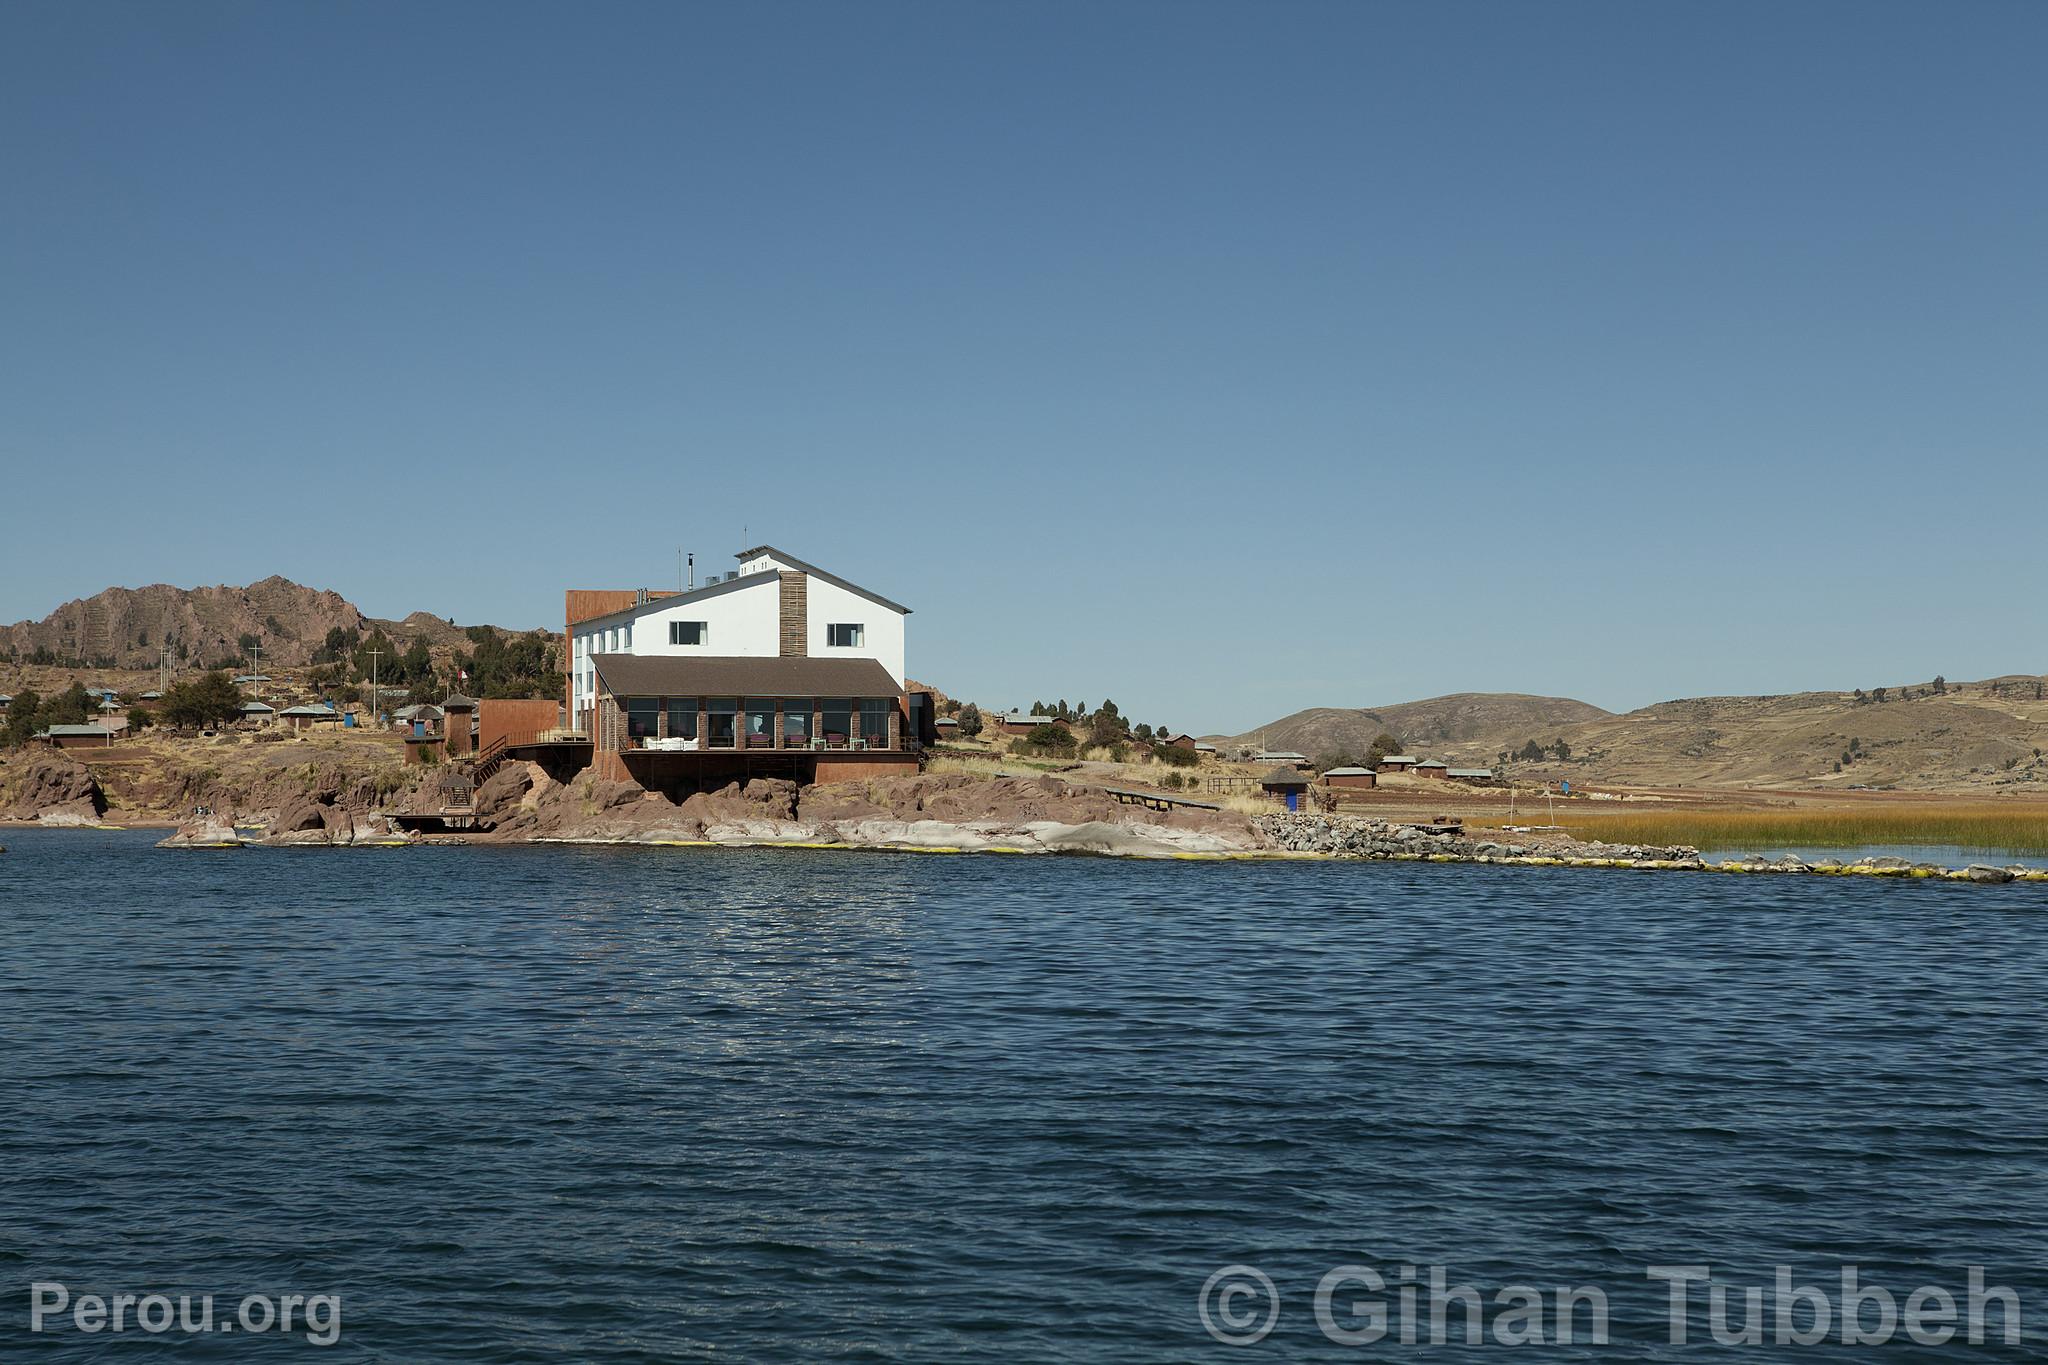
[{"x1": 1544, "y1": 805, "x2": 2048, "y2": 854}]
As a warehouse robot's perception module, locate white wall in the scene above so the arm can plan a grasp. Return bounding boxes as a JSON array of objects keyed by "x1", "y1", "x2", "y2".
[
  {"x1": 627, "y1": 575, "x2": 781, "y2": 659},
  {"x1": 806, "y1": 575, "x2": 907, "y2": 686},
  {"x1": 737, "y1": 551, "x2": 796, "y2": 577}
]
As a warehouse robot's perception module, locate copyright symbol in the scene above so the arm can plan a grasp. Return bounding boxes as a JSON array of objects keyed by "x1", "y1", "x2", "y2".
[{"x1": 1199, "y1": 1264, "x2": 1279, "y2": 1346}]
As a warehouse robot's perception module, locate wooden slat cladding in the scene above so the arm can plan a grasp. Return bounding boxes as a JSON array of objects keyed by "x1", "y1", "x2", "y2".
[{"x1": 778, "y1": 572, "x2": 807, "y2": 657}]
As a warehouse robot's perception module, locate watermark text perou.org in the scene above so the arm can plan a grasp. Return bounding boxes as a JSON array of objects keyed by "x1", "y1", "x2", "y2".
[
  {"x1": 1199, "y1": 1263, "x2": 2023, "y2": 1348},
  {"x1": 30, "y1": 1282, "x2": 342, "y2": 1346}
]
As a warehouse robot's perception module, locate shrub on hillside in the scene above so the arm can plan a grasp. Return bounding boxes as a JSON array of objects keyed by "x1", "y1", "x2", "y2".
[{"x1": 1017, "y1": 724, "x2": 1076, "y2": 757}]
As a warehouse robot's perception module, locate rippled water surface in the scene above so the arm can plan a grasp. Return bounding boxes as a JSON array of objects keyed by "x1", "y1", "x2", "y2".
[{"x1": 3, "y1": 829, "x2": 2045, "y2": 1360}]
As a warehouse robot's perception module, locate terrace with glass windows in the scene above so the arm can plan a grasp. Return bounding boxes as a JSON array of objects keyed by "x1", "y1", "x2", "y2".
[
  {"x1": 586, "y1": 654, "x2": 919, "y2": 791},
  {"x1": 619, "y1": 694, "x2": 906, "y2": 752}
]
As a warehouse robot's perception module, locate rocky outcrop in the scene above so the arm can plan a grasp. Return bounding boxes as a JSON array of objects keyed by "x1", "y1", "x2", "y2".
[
  {"x1": 493, "y1": 770, "x2": 1261, "y2": 856},
  {"x1": 157, "y1": 814, "x2": 243, "y2": 848},
  {"x1": 1248, "y1": 814, "x2": 2047, "y2": 884},
  {"x1": 473, "y1": 762, "x2": 537, "y2": 818},
  {"x1": 1250, "y1": 813, "x2": 1700, "y2": 862},
  {"x1": 3, "y1": 751, "x2": 108, "y2": 825}
]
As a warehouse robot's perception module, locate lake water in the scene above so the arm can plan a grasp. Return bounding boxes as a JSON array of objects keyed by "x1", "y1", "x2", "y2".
[{"x1": 4, "y1": 828, "x2": 2045, "y2": 1359}]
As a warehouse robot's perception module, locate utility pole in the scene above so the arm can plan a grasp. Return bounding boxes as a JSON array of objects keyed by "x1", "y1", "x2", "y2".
[
  {"x1": 159, "y1": 645, "x2": 170, "y2": 695},
  {"x1": 366, "y1": 648, "x2": 384, "y2": 724}
]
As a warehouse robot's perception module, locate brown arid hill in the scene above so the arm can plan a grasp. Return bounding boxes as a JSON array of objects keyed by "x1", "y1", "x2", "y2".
[
  {"x1": 0, "y1": 577, "x2": 551, "y2": 671},
  {"x1": 1220, "y1": 675, "x2": 2048, "y2": 792},
  {"x1": 1212, "y1": 693, "x2": 1612, "y2": 761},
  {"x1": 1520, "y1": 674, "x2": 2048, "y2": 792}
]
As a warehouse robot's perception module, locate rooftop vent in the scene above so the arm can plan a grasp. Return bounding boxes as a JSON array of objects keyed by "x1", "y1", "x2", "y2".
[{"x1": 635, "y1": 588, "x2": 650, "y2": 605}]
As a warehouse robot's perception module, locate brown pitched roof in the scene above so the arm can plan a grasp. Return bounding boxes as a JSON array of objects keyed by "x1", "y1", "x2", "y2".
[{"x1": 591, "y1": 654, "x2": 902, "y2": 699}]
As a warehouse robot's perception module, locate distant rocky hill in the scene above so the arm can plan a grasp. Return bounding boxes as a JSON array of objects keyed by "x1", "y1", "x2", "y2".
[
  {"x1": 1216, "y1": 676, "x2": 2048, "y2": 791},
  {"x1": 1214, "y1": 693, "x2": 1611, "y2": 761},
  {"x1": 0, "y1": 577, "x2": 546, "y2": 671}
]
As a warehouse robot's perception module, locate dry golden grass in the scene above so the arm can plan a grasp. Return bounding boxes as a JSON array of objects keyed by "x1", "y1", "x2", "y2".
[
  {"x1": 924, "y1": 754, "x2": 1009, "y2": 781},
  {"x1": 1546, "y1": 804, "x2": 2048, "y2": 854}
]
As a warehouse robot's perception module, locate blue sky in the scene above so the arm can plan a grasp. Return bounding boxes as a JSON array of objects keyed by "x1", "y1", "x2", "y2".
[{"x1": 3, "y1": 1, "x2": 2042, "y2": 733}]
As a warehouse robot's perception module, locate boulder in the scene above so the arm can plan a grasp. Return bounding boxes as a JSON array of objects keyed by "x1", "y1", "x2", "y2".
[
  {"x1": 157, "y1": 815, "x2": 243, "y2": 848},
  {"x1": 473, "y1": 762, "x2": 536, "y2": 817},
  {"x1": 1964, "y1": 864, "x2": 2014, "y2": 885}
]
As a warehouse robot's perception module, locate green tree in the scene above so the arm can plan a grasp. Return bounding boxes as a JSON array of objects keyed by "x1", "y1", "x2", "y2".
[
  {"x1": 43, "y1": 683, "x2": 96, "y2": 728},
  {"x1": 2, "y1": 689, "x2": 43, "y2": 748},
  {"x1": 160, "y1": 671, "x2": 245, "y2": 729},
  {"x1": 1365, "y1": 732, "x2": 1403, "y2": 766},
  {"x1": 398, "y1": 637, "x2": 433, "y2": 685},
  {"x1": 128, "y1": 706, "x2": 155, "y2": 732},
  {"x1": 956, "y1": 703, "x2": 983, "y2": 738}
]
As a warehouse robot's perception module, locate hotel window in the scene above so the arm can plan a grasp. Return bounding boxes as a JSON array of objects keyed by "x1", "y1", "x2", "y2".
[
  {"x1": 669, "y1": 621, "x2": 708, "y2": 646},
  {"x1": 860, "y1": 698, "x2": 891, "y2": 745},
  {"x1": 707, "y1": 698, "x2": 737, "y2": 748},
  {"x1": 626, "y1": 698, "x2": 659, "y2": 741},
  {"x1": 666, "y1": 699, "x2": 698, "y2": 741},
  {"x1": 622, "y1": 624, "x2": 632, "y2": 650},
  {"x1": 826, "y1": 623, "x2": 864, "y2": 648},
  {"x1": 821, "y1": 698, "x2": 853, "y2": 747},
  {"x1": 743, "y1": 700, "x2": 775, "y2": 748},
  {"x1": 782, "y1": 698, "x2": 813, "y2": 747}
]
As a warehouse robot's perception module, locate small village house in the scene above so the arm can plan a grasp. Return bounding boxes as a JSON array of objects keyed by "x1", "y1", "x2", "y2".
[
  {"x1": 1258, "y1": 767, "x2": 1311, "y2": 811},
  {"x1": 279, "y1": 702, "x2": 343, "y2": 733},
  {"x1": 1163, "y1": 733, "x2": 1197, "y2": 750},
  {"x1": 1252, "y1": 750, "x2": 1313, "y2": 771},
  {"x1": 41, "y1": 724, "x2": 116, "y2": 749},
  {"x1": 1415, "y1": 760, "x2": 1449, "y2": 779},
  {"x1": 1375, "y1": 754, "x2": 1418, "y2": 773},
  {"x1": 392, "y1": 703, "x2": 444, "y2": 735},
  {"x1": 1192, "y1": 741, "x2": 1217, "y2": 758},
  {"x1": 1448, "y1": 767, "x2": 1495, "y2": 784},
  {"x1": 238, "y1": 701, "x2": 276, "y2": 727},
  {"x1": 1323, "y1": 766, "x2": 1377, "y2": 789}
]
